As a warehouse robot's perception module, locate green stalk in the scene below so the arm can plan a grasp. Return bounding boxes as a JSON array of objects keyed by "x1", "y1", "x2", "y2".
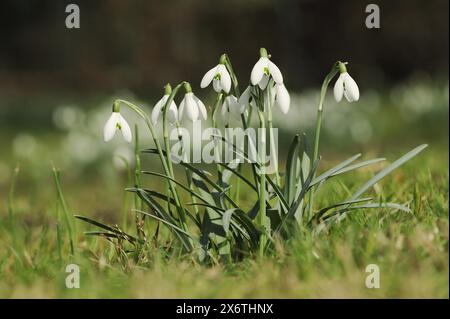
[
  {"x1": 212, "y1": 93, "x2": 224, "y2": 180},
  {"x1": 307, "y1": 62, "x2": 340, "y2": 221},
  {"x1": 134, "y1": 124, "x2": 142, "y2": 210},
  {"x1": 224, "y1": 54, "x2": 259, "y2": 191},
  {"x1": 120, "y1": 157, "x2": 131, "y2": 231},
  {"x1": 177, "y1": 123, "x2": 199, "y2": 216},
  {"x1": 257, "y1": 110, "x2": 267, "y2": 258},
  {"x1": 115, "y1": 97, "x2": 192, "y2": 249},
  {"x1": 134, "y1": 125, "x2": 145, "y2": 239},
  {"x1": 8, "y1": 165, "x2": 19, "y2": 249},
  {"x1": 52, "y1": 167, "x2": 75, "y2": 255},
  {"x1": 266, "y1": 85, "x2": 281, "y2": 187},
  {"x1": 56, "y1": 222, "x2": 62, "y2": 264}
]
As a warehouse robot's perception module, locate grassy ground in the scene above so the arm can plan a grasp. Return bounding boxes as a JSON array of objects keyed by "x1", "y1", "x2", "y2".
[
  {"x1": 0, "y1": 146, "x2": 447, "y2": 298},
  {"x1": 0, "y1": 81, "x2": 448, "y2": 298}
]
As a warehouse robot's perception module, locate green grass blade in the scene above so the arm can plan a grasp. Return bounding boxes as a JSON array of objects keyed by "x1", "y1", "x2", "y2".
[
  {"x1": 311, "y1": 153, "x2": 361, "y2": 186},
  {"x1": 74, "y1": 215, "x2": 140, "y2": 243},
  {"x1": 350, "y1": 144, "x2": 428, "y2": 200},
  {"x1": 284, "y1": 134, "x2": 301, "y2": 204},
  {"x1": 217, "y1": 162, "x2": 258, "y2": 193},
  {"x1": 52, "y1": 166, "x2": 75, "y2": 255},
  {"x1": 133, "y1": 209, "x2": 193, "y2": 238}
]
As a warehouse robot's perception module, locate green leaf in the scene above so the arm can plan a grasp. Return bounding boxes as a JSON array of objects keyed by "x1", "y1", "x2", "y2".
[
  {"x1": 350, "y1": 144, "x2": 428, "y2": 201},
  {"x1": 74, "y1": 215, "x2": 140, "y2": 244},
  {"x1": 222, "y1": 209, "x2": 235, "y2": 234},
  {"x1": 133, "y1": 209, "x2": 193, "y2": 238},
  {"x1": 284, "y1": 134, "x2": 301, "y2": 204},
  {"x1": 139, "y1": 172, "x2": 208, "y2": 204},
  {"x1": 218, "y1": 162, "x2": 258, "y2": 193},
  {"x1": 311, "y1": 153, "x2": 361, "y2": 186},
  {"x1": 310, "y1": 197, "x2": 373, "y2": 222},
  {"x1": 331, "y1": 158, "x2": 385, "y2": 176},
  {"x1": 134, "y1": 189, "x2": 193, "y2": 250}
]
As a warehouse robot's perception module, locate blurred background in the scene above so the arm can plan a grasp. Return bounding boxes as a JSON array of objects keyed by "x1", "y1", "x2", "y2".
[{"x1": 0, "y1": 0, "x2": 448, "y2": 222}]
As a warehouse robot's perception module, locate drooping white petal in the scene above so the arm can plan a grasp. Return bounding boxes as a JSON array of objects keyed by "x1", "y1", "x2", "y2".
[
  {"x1": 213, "y1": 79, "x2": 222, "y2": 93},
  {"x1": 218, "y1": 65, "x2": 231, "y2": 93},
  {"x1": 151, "y1": 95, "x2": 167, "y2": 125},
  {"x1": 118, "y1": 114, "x2": 132, "y2": 143},
  {"x1": 250, "y1": 57, "x2": 268, "y2": 86},
  {"x1": 103, "y1": 112, "x2": 120, "y2": 142},
  {"x1": 343, "y1": 73, "x2": 359, "y2": 102},
  {"x1": 178, "y1": 97, "x2": 186, "y2": 121},
  {"x1": 334, "y1": 74, "x2": 344, "y2": 102},
  {"x1": 184, "y1": 93, "x2": 199, "y2": 121},
  {"x1": 274, "y1": 84, "x2": 290, "y2": 114},
  {"x1": 268, "y1": 60, "x2": 283, "y2": 84},
  {"x1": 168, "y1": 101, "x2": 178, "y2": 124},
  {"x1": 194, "y1": 95, "x2": 208, "y2": 120},
  {"x1": 200, "y1": 66, "x2": 218, "y2": 88},
  {"x1": 344, "y1": 90, "x2": 354, "y2": 102},
  {"x1": 258, "y1": 74, "x2": 269, "y2": 90}
]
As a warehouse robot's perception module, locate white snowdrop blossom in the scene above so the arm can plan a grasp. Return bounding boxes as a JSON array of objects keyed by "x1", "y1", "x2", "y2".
[
  {"x1": 200, "y1": 63, "x2": 231, "y2": 93},
  {"x1": 250, "y1": 48, "x2": 283, "y2": 90},
  {"x1": 274, "y1": 83, "x2": 290, "y2": 114},
  {"x1": 179, "y1": 92, "x2": 207, "y2": 122},
  {"x1": 103, "y1": 112, "x2": 132, "y2": 143},
  {"x1": 151, "y1": 94, "x2": 178, "y2": 125},
  {"x1": 221, "y1": 95, "x2": 243, "y2": 125},
  {"x1": 333, "y1": 72, "x2": 360, "y2": 103},
  {"x1": 261, "y1": 83, "x2": 290, "y2": 114}
]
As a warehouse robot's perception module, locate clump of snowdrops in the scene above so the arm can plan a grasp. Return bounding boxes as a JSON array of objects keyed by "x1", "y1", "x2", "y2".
[{"x1": 76, "y1": 48, "x2": 427, "y2": 264}]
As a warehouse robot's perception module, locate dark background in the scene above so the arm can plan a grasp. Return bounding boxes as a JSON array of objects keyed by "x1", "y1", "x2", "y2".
[{"x1": 0, "y1": 0, "x2": 448, "y2": 97}]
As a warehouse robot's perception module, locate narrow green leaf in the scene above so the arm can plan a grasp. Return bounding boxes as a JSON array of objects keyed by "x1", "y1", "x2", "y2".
[
  {"x1": 350, "y1": 144, "x2": 428, "y2": 200},
  {"x1": 222, "y1": 209, "x2": 235, "y2": 234}
]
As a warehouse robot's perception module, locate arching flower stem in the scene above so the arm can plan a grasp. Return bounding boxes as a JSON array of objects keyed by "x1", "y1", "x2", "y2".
[
  {"x1": 307, "y1": 62, "x2": 340, "y2": 221},
  {"x1": 114, "y1": 98, "x2": 191, "y2": 247}
]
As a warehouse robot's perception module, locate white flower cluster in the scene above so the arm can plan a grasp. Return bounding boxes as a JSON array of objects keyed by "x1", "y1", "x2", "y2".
[{"x1": 103, "y1": 49, "x2": 359, "y2": 143}]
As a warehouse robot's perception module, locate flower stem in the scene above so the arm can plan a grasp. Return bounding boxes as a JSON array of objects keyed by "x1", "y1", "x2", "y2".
[
  {"x1": 257, "y1": 110, "x2": 267, "y2": 258},
  {"x1": 212, "y1": 93, "x2": 224, "y2": 181},
  {"x1": 307, "y1": 63, "x2": 340, "y2": 222},
  {"x1": 115, "y1": 98, "x2": 192, "y2": 250},
  {"x1": 266, "y1": 86, "x2": 281, "y2": 187},
  {"x1": 134, "y1": 125, "x2": 145, "y2": 239}
]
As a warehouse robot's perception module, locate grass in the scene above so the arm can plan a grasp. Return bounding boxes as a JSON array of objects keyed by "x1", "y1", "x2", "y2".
[
  {"x1": 0, "y1": 79, "x2": 447, "y2": 298},
  {"x1": 0, "y1": 146, "x2": 447, "y2": 298}
]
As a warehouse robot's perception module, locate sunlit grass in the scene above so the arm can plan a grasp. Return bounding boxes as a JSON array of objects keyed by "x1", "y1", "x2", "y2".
[{"x1": 0, "y1": 147, "x2": 447, "y2": 298}]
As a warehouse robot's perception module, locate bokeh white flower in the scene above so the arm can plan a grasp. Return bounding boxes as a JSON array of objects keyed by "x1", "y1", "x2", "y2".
[
  {"x1": 334, "y1": 70, "x2": 360, "y2": 103},
  {"x1": 103, "y1": 111, "x2": 132, "y2": 143},
  {"x1": 251, "y1": 48, "x2": 283, "y2": 89},
  {"x1": 179, "y1": 92, "x2": 207, "y2": 122},
  {"x1": 274, "y1": 83, "x2": 290, "y2": 114},
  {"x1": 201, "y1": 63, "x2": 231, "y2": 93},
  {"x1": 151, "y1": 94, "x2": 178, "y2": 125}
]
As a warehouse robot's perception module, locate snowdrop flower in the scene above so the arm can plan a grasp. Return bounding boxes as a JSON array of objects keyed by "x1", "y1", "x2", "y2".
[
  {"x1": 261, "y1": 83, "x2": 290, "y2": 114},
  {"x1": 103, "y1": 102, "x2": 132, "y2": 143},
  {"x1": 333, "y1": 62, "x2": 360, "y2": 102},
  {"x1": 151, "y1": 85, "x2": 178, "y2": 125},
  {"x1": 200, "y1": 55, "x2": 231, "y2": 93},
  {"x1": 178, "y1": 82, "x2": 207, "y2": 121},
  {"x1": 274, "y1": 83, "x2": 290, "y2": 114},
  {"x1": 221, "y1": 95, "x2": 243, "y2": 125},
  {"x1": 250, "y1": 48, "x2": 283, "y2": 90}
]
